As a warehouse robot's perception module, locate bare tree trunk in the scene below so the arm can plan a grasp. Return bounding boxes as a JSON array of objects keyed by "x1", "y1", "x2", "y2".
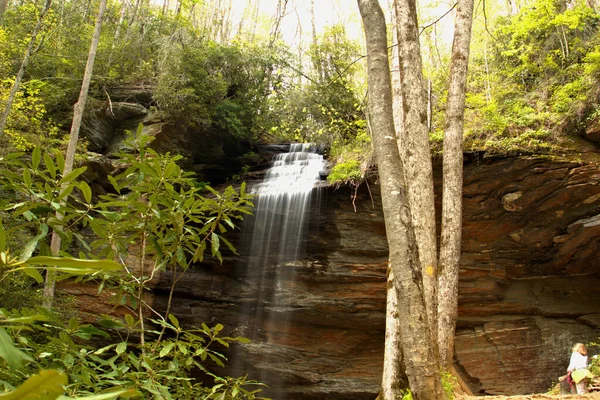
[
  {"x1": 381, "y1": 15, "x2": 407, "y2": 400},
  {"x1": 44, "y1": 0, "x2": 107, "y2": 307},
  {"x1": 249, "y1": 0, "x2": 260, "y2": 42},
  {"x1": 269, "y1": 0, "x2": 288, "y2": 46},
  {"x1": 483, "y1": 36, "x2": 491, "y2": 104},
  {"x1": 309, "y1": 0, "x2": 322, "y2": 81},
  {"x1": 108, "y1": 0, "x2": 128, "y2": 67},
  {"x1": 220, "y1": 0, "x2": 233, "y2": 42},
  {"x1": 381, "y1": 268, "x2": 408, "y2": 399},
  {"x1": 357, "y1": 1, "x2": 445, "y2": 398},
  {"x1": 393, "y1": 0, "x2": 439, "y2": 348},
  {"x1": 0, "y1": 0, "x2": 52, "y2": 139},
  {"x1": 437, "y1": 0, "x2": 474, "y2": 370}
]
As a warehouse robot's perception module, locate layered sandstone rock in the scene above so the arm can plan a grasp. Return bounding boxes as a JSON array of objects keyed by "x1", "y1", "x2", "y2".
[{"x1": 69, "y1": 152, "x2": 600, "y2": 398}]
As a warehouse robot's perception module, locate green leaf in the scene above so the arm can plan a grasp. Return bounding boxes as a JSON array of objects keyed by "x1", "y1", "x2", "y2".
[
  {"x1": 208, "y1": 352, "x2": 225, "y2": 367},
  {"x1": 218, "y1": 235, "x2": 238, "y2": 255},
  {"x1": 210, "y1": 232, "x2": 219, "y2": 256},
  {"x1": 116, "y1": 342, "x2": 127, "y2": 355},
  {"x1": 55, "y1": 150, "x2": 65, "y2": 173},
  {"x1": 79, "y1": 182, "x2": 92, "y2": 203},
  {"x1": 124, "y1": 314, "x2": 135, "y2": 327},
  {"x1": 159, "y1": 342, "x2": 175, "y2": 358},
  {"x1": 168, "y1": 314, "x2": 180, "y2": 330},
  {"x1": 43, "y1": 153, "x2": 57, "y2": 179},
  {"x1": 61, "y1": 167, "x2": 87, "y2": 185},
  {"x1": 22, "y1": 267, "x2": 44, "y2": 283},
  {"x1": 31, "y1": 147, "x2": 41, "y2": 170},
  {"x1": 26, "y1": 256, "x2": 122, "y2": 273},
  {"x1": 0, "y1": 369, "x2": 67, "y2": 399},
  {"x1": 213, "y1": 324, "x2": 223, "y2": 334},
  {"x1": 98, "y1": 210, "x2": 122, "y2": 222},
  {"x1": 19, "y1": 223, "x2": 48, "y2": 261},
  {"x1": 0, "y1": 328, "x2": 33, "y2": 370},
  {"x1": 0, "y1": 314, "x2": 48, "y2": 325},
  {"x1": 23, "y1": 168, "x2": 32, "y2": 189},
  {"x1": 57, "y1": 389, "x2": 136, "y2": 399}
]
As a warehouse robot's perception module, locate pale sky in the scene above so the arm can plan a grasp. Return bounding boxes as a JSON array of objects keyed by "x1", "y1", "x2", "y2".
[{"x1": 246, "y1": 0, "x2": 456, "y2": 49}]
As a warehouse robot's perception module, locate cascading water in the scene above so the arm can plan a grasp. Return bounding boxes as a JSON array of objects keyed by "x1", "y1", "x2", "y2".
[{"x1": 234, "y1": 143, "x2": 326, "y2": 397}]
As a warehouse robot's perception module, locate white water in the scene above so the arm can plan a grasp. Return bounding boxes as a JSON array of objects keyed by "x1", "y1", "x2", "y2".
[
  {"x1": 248, "y1": 143, "x2": 326, "y2": 263},
  {"x1": 234, "y1": 143, "x2": 326, "y2": 396}
]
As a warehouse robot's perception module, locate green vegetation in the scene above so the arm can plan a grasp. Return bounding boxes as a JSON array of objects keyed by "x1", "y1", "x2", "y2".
[
  {"x1": 0, "y1": 130, "x2": 261, "y2": 399},
  {"x1": 426, "y1": 0, "x2": 600, "y2": 155}
]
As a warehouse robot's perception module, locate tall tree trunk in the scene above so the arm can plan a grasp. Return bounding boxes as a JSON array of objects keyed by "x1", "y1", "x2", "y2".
[
  {"x1": 357, "y1": 1, "x2": 445, "y2": 398},
  {"x1": 309, "y1": 0, "x2": 322, "y2": 81},
  {"x1": 0, "y1": 0, "x2": 52, "y2": 140},
  {"x1": 381, "y1": 14, "x2": 407, "y2": 400},
  {"x1": 393, "y1": 0, "x2": 439, "y2": 347},
  {"x1": 437, "y1": 0, "x2": 474, "y2": 370},
  {"x1": 269, "y1": 0, "x2": 288, "y2": 46},
  {"x1": 249, "y1": 0, "x2": 260, "y2": 42},
  {"x1": 381, "y1": 268, "x2": 408, "y2": 399},
  {"x1": 44, "y1": 0, "x2": 107, "y2": 307},
  {"x1": 108, "y1": 0, "x2": 128, "y2": 67}
]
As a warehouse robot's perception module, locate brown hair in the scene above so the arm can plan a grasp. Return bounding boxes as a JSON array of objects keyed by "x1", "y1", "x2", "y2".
[{"x1": 572, "y1": 343, "x2": 588, "y2": 356}]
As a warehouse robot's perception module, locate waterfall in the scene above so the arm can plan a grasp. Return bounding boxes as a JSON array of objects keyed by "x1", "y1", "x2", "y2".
[
  {"x1": 248, "y1": 143, "x2": 325, "y2": 263},
  {"x1": 234, "y1": 143, "x2": 326, "y2": 397}
]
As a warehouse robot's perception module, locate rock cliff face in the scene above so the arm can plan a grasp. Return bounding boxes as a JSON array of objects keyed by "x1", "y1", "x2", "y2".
[
  {"x1": 75, "y1": 103, "x2": 600, "y2": 397},
  {"x1": 147, "y1": 154, "x2": 600, "y2": 398}
]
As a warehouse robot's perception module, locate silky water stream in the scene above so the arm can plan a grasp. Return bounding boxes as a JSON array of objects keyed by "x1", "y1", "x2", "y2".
[{"x1": 232, "y1": 143, "x2": 327, "y2": 398}]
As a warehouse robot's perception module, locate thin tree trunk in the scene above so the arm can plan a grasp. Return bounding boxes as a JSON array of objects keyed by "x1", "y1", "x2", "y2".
[
  {"x1": 437, "y1": 0, "x2": 474, "y2": 370},
  {"x1": 357, "y1": 1, "x2": 445, "y2": 398},
  {"x1": 393, "y1": 0, "x2": 439, "y2": 348},
  {"x1": 44, "y1": 0, "x2": 107, "y2": 307},
  {"x1": 310, "y1": 0, "x2": 322, "y2": 81},
  {"x1": 269, "y1": 0, "x2": 288, "y2": 47},
  {"x1": 108, "y1": 0, "x2": 128, "y2": 67},
  {"x1": 0, "y1": 0, "x2": 52, "y2": 139},
  {"x1": 249, "y1": 0, "x2": 260, "y2": 42},
  {"x1": 483, "y1": 36, "x2": 491, "y2": 104}
]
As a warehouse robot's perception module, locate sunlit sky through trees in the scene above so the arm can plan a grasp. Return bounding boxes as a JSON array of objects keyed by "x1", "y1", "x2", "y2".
[{"x1": 227, "y1": 0, "x2": 457, "y2": 50}]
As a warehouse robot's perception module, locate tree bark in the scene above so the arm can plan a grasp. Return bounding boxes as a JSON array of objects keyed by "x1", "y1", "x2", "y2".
[
  {"x1": 381, "y1": 13, "x2": 408, "y2": 399},
  {"x1": 437, "y1": 0, "x2": 474, "y2": 370},
  {"x1": 381, "y1": 268, "x2": 408, "y2": 399},
  {"x1": 357, "y1": 1, "x2": 445, "y2": 398},
  {"x1": 44, "y1": 0, "x2": 107, "y2": 307},
  {"x1": 0, "y1": 0, "x2": 52, "y2": 140},
  {"x1": 393, "y1": 0, "x2": 439, "y2": 347}
]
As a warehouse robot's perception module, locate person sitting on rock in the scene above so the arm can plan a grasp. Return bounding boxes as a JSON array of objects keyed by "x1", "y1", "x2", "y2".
[{"x1": 568, "y1": 342, "x2": 594, "y2": 394}]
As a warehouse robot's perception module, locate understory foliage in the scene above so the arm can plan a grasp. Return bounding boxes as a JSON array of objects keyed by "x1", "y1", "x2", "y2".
[
  {"x1": 0, "y1": 129, "x2": 265, "y2": 399},
  {"x1": 426, "y1": 0, "x2": 600, "y2": 154}
]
